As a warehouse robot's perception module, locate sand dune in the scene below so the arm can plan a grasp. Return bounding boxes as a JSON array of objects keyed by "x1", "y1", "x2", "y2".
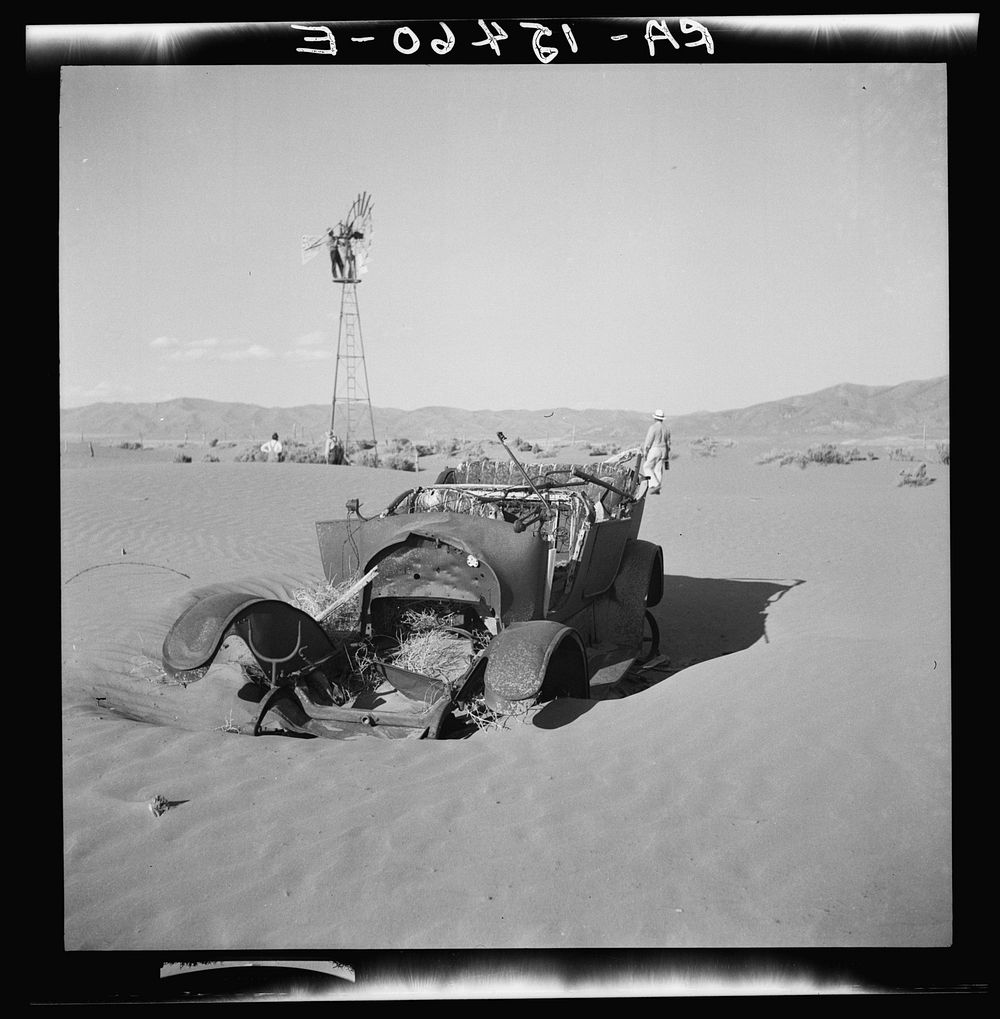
[{"x1": 61, "y1": 440, "x2": 950, "y2": 953}]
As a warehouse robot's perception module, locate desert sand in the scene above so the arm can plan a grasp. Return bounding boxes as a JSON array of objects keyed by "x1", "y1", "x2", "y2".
[{"x1": 60, "y1": 437, "x2": 951, "y2": 965}]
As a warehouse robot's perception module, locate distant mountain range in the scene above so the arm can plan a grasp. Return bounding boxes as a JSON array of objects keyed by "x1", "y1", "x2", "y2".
[{"x1": 60, "y1": 376, "x2": 948, "y2": 446}]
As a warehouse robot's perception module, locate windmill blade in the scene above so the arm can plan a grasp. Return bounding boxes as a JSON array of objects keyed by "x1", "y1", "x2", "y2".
[
  {"x1": 344, "y1": 191, "x2": 373, "y2": 237},
  {"x1": 355, "y1": 226, "x2": 374, "y2": 271},
  {"x1": 303, "y1": 194, "x2": 374, "y2": 276},
  {"x1": 353, "y1": 223, "x2": 373, "y2": 268},
  {"x1": 301, "y1": 232, "x2": 331, "y2": 265},
  {"x1": 341, "y1": 197, "x2": 358, "y2": 232},
  {"x1": 339, "y1": 192, "x2": 374, "y2": 277}
]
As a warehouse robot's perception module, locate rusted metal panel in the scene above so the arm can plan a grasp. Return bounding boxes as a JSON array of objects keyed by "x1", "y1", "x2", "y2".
[
  {"x1": 546, "y1": 516, "x2": 641, "y2": 618},
  {"x1": 482, "y1": 621, "x2": 588, "y2": 710},
  {"x1": 317, "y1": 512, "x2": 547, "y2": 624},
  {"x1": 368, "y1": 540, "x2": 501, "y2": 614},
  {"x1": 161, "y1": 594, "x2": 337, "y2": 682}
]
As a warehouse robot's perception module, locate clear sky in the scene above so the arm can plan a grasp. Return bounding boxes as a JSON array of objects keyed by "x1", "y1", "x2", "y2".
[{"x1": 58, "y1": 59, "x2": 949, "y2": 416}]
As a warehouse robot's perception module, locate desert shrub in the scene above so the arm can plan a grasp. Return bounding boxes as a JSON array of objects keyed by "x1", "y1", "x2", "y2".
[
  {"x1": 888, "y1": 447, "x2": 916, "y2": 462},
  {"x1": 118, "y1": 441, "x2": 143, "y2": 450},
  {"x1": 173, "y1": 453, "x2": 192, "y2": 463},
  {"x1": 202, "y1": 454, "x2": 220, "y2": 462},
  {"x1": 234, "y1": 443, "x2": 300, "y2": 462},
  {"x1": 898, "y1": 463, "x2": 935, "y2": 487},
  {"x1": 383, "y1": 452, "x2": 417, "y2": 471},
  {"x1": 281, "y1": 441, "x2": 327, "y2": 464},
  {"x1": 759, "y1": 444, "x2": 861, "y2": 468},
  {"x1": 383, "y1": 438, "x2": 422, "y2": 456},
  {"x1": 414, "y1": 442, "x2": 439, "y2": 457},
  {"x1": 809, "y1": 444, "x2": 857, "y2": 464},
  {"x1": 587, "y1": 442, "x2": 621, "y2": 457},
  {"x1": 756, "y1": 449, "x2": 790, "y2": 465},
  {"x1": 936, "y1": 442, "x2": 950, "y2": 465},
  {"x1": 347, "y1": 440, "x2": 382, "y2": 459},
  {"x1": 691, "y1": 437, "x2": 734, "y2": 457},
  {"x1": 690, "y1": 437, "x2": 719, "y2": 457}
]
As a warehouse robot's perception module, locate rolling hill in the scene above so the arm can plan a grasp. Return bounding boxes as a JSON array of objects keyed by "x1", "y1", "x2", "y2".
[{"x1": 59, "y1": 376, "x2": 948, "y2": 446}]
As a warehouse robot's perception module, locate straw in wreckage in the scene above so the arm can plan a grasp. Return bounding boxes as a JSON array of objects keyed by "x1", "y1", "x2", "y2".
[{"x1": 161, "y1": 447, "x2": 663, "y2": 739}]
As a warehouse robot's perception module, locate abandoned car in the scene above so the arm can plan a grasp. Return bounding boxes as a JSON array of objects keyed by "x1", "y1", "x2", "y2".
[{"x1": 161, "y1": 437, "x2": 664, "y2": 739}]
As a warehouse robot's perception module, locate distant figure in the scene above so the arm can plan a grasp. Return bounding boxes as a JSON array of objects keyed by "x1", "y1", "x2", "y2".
[
  {"x1": 327, "y1": 224, "x2": 346, "y2": 280},
  {"x1": 641, "y1": 409, "x2": 670, "y2": 495},
  {"x1": 324, "y1": 430, "x2": 345, "y2": 465},
  {"x1": 260, "y1": 432, "x2": 283, "y2": 463},
  {"x1": 327, "y1": 222, "x2": 365, "y2": 281}
]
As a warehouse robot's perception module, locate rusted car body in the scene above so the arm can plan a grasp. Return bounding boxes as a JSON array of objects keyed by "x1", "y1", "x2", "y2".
[{"x1": 162, "y1": 449, "x2": 663, "y2": 739}]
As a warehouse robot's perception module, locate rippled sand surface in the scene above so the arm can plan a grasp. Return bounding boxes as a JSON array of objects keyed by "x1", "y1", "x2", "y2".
[{"x1": 61, "y1": 445, "x2": 951, "y2": 955}]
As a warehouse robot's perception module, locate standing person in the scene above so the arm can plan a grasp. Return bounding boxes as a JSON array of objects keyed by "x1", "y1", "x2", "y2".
[
  {"x1": 641, "y1": 409, "x2": 670, "y2": 495},
  {"x1": 324, "y1": 431, "x2": 345, "y2": 465},
  {"x1": 327, "y1": 224, "x2": 346, "y2": 280},
  {"x1": 260, "y1": 432, "x2": 283, "y2": 462}
]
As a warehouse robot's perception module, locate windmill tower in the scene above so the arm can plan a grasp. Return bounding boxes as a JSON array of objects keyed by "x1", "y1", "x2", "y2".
[{"x1": 302, "y1": 192, "x2": 378, "y2": 463}]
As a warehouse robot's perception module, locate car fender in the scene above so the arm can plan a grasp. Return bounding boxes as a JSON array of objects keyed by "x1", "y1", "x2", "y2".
[
  {"x1": 482, "y1": 620, "x2": 589, "y2": 712},
  {"x1": 162, "y1": 592, "x2": 338, "y2": 683}
]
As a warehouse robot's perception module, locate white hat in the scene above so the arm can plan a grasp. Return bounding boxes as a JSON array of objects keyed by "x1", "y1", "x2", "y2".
[{"x1": 653, "y1": 409, "x2": 664, "y2": 420}]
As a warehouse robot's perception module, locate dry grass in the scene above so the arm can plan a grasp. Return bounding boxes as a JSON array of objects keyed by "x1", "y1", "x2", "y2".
[
  {"x1": 460, "y1": 692, "x2": 535, "y2": 733},
  {"x1": 291, "y1": 574, "x2": 363, "y2": 633},
  {"x1": 343, "y1": 642, "x2": 384, "y2": 693},
  {"x1": 129, "y1": 652, "x2": 203, "y2": 686},
  {"x1": 399, "y1": 606, "x2": 451, "y2": 632},
  {"x1": 214, "y1": 709, "x2": 242, "y2": 734},
  {"x1": 391, "y1": 628, "x2": 476, "y2": 691}
]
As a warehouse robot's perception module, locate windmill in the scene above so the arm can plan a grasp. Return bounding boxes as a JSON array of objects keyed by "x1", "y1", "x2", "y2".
[{"x1": 302, "y1": 191, "x2": 378, "y2": 464}]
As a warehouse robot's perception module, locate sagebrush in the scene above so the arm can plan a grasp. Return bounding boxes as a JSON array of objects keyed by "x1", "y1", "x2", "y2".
[
  {"x1": 898, "y1": 464, "x2": 935, "y2": 487},
  {"x1": 757, "y1": 444, "x2": 866, "y2": 468}
]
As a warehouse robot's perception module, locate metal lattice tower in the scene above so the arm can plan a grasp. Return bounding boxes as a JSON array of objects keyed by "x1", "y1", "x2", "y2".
[
  {"x1": 330, "y1": 279, "x2": 378, "y2": 461},
  {"x1": 302, "y1": 192, "x2": 378, "y2": 462}
]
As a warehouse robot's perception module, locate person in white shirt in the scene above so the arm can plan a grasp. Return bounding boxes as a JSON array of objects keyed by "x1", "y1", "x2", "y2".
[
  {"x1": 260, "y1": 432, "x2": 283, "y2": 462},
  {"x1": 641, "y1": 410, "x2": 670, "y2": 494}
]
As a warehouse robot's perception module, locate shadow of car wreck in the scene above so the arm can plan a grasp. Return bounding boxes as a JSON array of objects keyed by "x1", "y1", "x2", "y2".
[{"x1": 531, "y1": 575, "x2": 804, "y2": 728}]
